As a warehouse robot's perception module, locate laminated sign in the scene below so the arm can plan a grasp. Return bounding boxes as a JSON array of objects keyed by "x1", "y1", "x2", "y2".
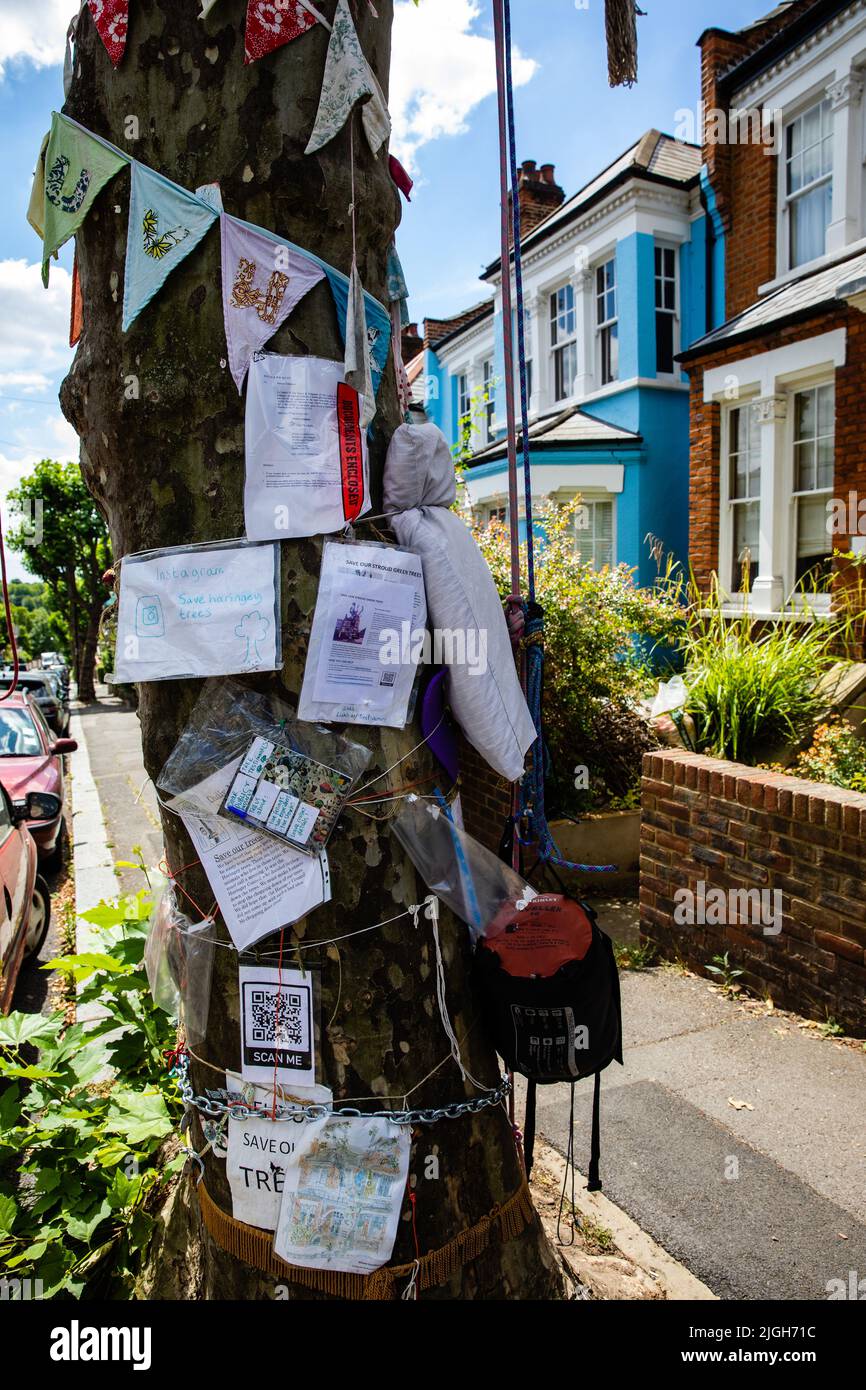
[
  {"x1": 239, "y1": 964, "x2": 316, "y2": 1088},
  {"x1": 113, "y1": 539, "x2": 281, "y2": 683},
  {"x1": 244, "y1": 353, "x2": 369, "y2": 540},
  {"x1": 220, "y1": 735, "x2": 356, "y2": 855}
]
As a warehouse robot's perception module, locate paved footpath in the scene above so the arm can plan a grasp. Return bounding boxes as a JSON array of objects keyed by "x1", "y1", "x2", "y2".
[
  {"x1": 73, "y1": 695, "x2": 866, "y2": 1301},
  {"x1": 530, "y1": 924, "x2": 866, "y2": 1302}
]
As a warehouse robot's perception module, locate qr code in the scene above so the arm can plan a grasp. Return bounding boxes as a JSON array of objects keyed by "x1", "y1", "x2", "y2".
[
  {"x1": 249, "y1": 988, "x2": 304, "y2": 1047},
  {"x1": 379, "y1": 670, "x2": 397, "y2": 687}
]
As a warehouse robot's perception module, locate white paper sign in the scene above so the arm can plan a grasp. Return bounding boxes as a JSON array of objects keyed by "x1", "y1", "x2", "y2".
[
  {"x1": 113, "y1": 540, "x2": 280, "y2": 683},
  {"x1": 245, "y1": 353, "x2": 369, "y2": 541},
  {"x1": 239, "y1": 964, "x2": 316, "y2": 1087},
  {"x1": 226, "y1": 1114, "x2": 299, "y2": 1231},
  {"x1": 273, "y1": 1115, "x2": 411, "y2": 1275},
  {"x1": 299, "y1": 542, "x2": 426, "y2": 729},
  {"x1": 176, "y1": 760, "x2": 331, "y2": 952}
]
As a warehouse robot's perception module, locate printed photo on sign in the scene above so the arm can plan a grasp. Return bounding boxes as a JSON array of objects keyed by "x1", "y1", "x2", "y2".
[
  {"x1": 239, "y1": 964, "x2": 316, "y2": 1087},
  {"x1": 220, "y1": 737, "x2": 355, "y2": 855},
  {"x1": 244, "y1": 353, "x2": 369, "y2": 540},
  {"x1": 112, "y1": 540, "x2": 280, "y2": 683},
  {"x1": 299, "y1": 541, "x2": 426, "y2": 729},
  {"x1": 273, "y1": 1115, "x2": 411, "y2": 1276}
]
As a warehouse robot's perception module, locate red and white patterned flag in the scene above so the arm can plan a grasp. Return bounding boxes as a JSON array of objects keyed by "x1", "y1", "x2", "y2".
[
  {"x1": 86, "y1": 0, "x2": 129, "y2": 67},
  {"x1": 244, "y1": 0, "x2": 319, "y2": 64}
]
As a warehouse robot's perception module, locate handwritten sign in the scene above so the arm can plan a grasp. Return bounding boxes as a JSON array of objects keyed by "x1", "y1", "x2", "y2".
[{"x1": 113, "y1": 540, "x2": 280, "y2": 682}]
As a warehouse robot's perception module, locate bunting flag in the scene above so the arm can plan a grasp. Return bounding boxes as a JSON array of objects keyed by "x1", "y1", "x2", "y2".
[
  {"x1": 221, "y1": 215, "x2": 326, "y2": 391},
  {"x1": 388, "y1": 154, "x2": 414, "y2": 202},
  {"x1": 41, "y1": 113, "x2": 128, "y2": 286},
  {"x1": 305, "y1": 0, "x2": 390, "y2": 156},
  {"x1": 86, "y1": 0, "x2": 129, "y2": 67},
  {"x1": 27, "y1": 132, "x2": 49, "y2": 239},
  {"x1": 199, "y1": 0, "x2": 223, "y2": 17},
  {"x1": 70, "y1": 250, "x2": 84, "y2": 347},
  {"x1": 122, "y1": 163, "x2": 219, "y2": 331},
  {"x1": 323, "y1": 262, "x2": 391, "y2": 419},
  {"x1": 244, "y1": 0, "x2": 318, "y2": 63},
  {"x1": 344, "y1": 257, "x2": 375, "y2": 429}
]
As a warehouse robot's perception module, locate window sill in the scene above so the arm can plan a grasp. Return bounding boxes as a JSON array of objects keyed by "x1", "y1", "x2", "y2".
[
  {"x1": 758, "y1": 234, "x2": 866, "y2": 297},
  {"x1": 706, "y1": 603, "x2": 833, "y2": 622}
]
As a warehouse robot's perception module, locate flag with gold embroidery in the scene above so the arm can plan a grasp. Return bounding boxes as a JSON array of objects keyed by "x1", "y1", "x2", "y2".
[{"x1": 221, "y1": 215, "x2": 326, "y2": 391}]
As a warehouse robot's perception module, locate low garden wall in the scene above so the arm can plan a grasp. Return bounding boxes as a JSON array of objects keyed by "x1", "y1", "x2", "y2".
[{"x1": 640, "y1": 749, "x2": 866, "y2": 1036}]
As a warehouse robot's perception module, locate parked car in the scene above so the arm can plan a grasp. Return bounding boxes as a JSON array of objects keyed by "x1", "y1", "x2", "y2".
[
  {"x1": 0, "y1": 669, "x2": 69, "y2": 735},
  {"x1": 0, "y1": 694, "x2": 76, "y2": 869},
  {"x1": 0, "y1": 780, "x2": 51, "y2": 1014}
]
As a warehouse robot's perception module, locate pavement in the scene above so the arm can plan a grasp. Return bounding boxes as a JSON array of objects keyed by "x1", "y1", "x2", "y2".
[
  {"x1": 66, "y1": 690, "x2": 866, "y2": 1302},
  {"x1": 527, "y1": 949, "x2": 866, "y2": 1301}
]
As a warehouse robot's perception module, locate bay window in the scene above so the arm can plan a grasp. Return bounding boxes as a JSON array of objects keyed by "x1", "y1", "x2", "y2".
[
  {"x1": 792, "y1": 382, "x2": 834, "y2": 585},
  {"x1": 596, "y1": 257, "x2": 618, "y2": 385},
  {"x1": 728, "y1": 403, "x2": 760, "y2": 593},
  {"x1": 654, "y1": 244, "x2": 677, "y2": 374}
]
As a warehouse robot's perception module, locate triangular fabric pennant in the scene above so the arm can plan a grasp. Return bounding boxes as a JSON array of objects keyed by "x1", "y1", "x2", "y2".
[
  {"x1": 221, "y1": 215, "x2": 326, "y2": 391},
  {"x1": 244, "y1": 0, "x2": 318, "y2": 63},
  {"x1": 27, "y1": 132, "x2": 50, "y2": 240},
  {"x1": 41, "y1": 113, "x2": 128, "y2": 286},
  {"x1": 86, "y1": 0, "x2": 129, "y2": 67},
  {"x1": 122, "y1": 163, "x2": 219, "y2": 331},
  {"x1": 344, "y1": 257, "x2": 375, "y2": 429},
  {"x1": 305, "y1": 0, "x2": 390, "y2": 156},
  {"x1": 324, "y1": 263, "x2": 391, "y2": 422},
  {"x1": 70, "y1": 250, "x2": 84, "y2": 347},
  {"x1": 388, "y1": 154, "x2": 413, "y2": 202}
]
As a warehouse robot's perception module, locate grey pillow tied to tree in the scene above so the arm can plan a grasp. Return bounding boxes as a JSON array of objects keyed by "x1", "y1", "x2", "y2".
[{"x1": 383, "y1": 423, "x2": 536, "y2": 784}]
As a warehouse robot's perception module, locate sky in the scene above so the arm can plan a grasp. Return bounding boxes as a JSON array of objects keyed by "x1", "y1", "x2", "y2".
[{"x1": 0, "y1": 0, "x2": 765, "y2": 578}]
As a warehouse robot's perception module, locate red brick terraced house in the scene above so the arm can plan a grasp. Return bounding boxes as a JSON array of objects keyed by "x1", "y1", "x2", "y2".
[{"x1": 679, "y1": 0, "x2": 866, "y2": 623}]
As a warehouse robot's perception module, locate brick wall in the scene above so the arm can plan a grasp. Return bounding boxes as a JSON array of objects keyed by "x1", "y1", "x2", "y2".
[
  {"x1": 641, "y1": 749, "x2": 866, "y2": 1035},
  {"x1": 457, "y1": 735, "x2": 512, "y2": 853},
  {"x1": 685, "y1": 303, "x2": 866, "y2": 592}
]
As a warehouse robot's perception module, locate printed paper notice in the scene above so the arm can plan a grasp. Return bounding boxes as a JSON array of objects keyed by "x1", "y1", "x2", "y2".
[
  {"x1": 299, "y1": 542, "x2": 426, "y2": 729},
  {"x1": 175, "y1": 759, "x2": 331, "y2": 952},
  {"x1": 245, "y1": 353, "x2": 369, "y2": 540},
  {"x1": 113, "y1": 541, "x2": 279, "y2": 683},
  {"x1": 273, "y1": 1116, "x2": 411, "y2": 1275},
  {"x1": 238, "y1": 964, "x2": 316, "y2": 1087},
  {"x1": 226, "y1": 1114, "x2": 299, "y2": 1231}
]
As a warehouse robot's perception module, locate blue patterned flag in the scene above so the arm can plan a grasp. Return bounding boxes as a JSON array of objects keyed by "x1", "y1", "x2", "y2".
[{"x1": 122, "y1": 162, "x2": 219, "y2": 331}]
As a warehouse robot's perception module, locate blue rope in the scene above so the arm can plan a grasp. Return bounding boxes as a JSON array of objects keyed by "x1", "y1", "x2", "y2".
[{"x1": 500, "y1": 0, "x2": 615, "y2": 875}]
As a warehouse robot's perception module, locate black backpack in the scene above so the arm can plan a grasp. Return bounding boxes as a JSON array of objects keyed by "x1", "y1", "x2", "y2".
[{"x1": 473, "y1": 894, "x2": 622, "y2": 1188}]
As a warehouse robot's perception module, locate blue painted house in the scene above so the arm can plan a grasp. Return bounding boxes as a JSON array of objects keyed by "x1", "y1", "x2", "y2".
[{"x1": 421, "y1": 132, "x2": 717, "y2": 587}]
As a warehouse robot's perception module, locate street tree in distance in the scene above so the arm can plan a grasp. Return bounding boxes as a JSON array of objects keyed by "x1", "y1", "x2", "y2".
[{"x1": 7, "y1": 458, "x2": 111, "y2": 699}]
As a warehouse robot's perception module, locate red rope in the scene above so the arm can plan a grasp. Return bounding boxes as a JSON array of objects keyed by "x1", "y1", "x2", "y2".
[
  {"x1": 271, "y1": 927, "x2": 286, "y2": 1119},
  {"x1": 0, "y1": 501, "x2": 20, "y2": 701}
]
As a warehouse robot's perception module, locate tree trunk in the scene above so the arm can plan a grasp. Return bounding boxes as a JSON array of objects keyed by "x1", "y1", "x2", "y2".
[
  {"x1": 65, "y1": 564, "x2": 82, "y2": 689},
  {"x1": 76, "y1": 600, "x2": 102, "y2": 702},
  {"x1": 60, "y1": 0, "x2": 563, "y2": 1301}
]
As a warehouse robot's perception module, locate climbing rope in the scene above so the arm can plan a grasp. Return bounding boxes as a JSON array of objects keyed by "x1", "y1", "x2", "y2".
[{"x1": 493, "y1": 0, "x2": 614, "y2": 874}]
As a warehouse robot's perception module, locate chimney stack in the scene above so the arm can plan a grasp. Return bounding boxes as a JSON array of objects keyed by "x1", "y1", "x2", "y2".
[{"x1": 508, "y1": 160, "x2": 566, "y2": 247}]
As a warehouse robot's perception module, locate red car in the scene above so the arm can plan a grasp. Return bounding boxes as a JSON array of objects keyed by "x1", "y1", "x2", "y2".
[
  {"x1": 0, "y1": 693, "x2": 76, "y2": 869},
  {"x1": 0, "y1": 780, "x2": 50, "y2": 1014}
]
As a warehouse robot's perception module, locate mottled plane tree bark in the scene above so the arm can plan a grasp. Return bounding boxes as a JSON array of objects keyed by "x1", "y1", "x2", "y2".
[{"x1": 60, "y1": 0, "x2": 563, "y2": 1299}]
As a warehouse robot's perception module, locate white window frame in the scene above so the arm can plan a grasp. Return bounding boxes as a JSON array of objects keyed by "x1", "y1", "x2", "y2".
[
  {"x1": 787, "y1": 378, "x2": 835, "y2": 610},
  {"x1": 779, "y1": 95, "x2": 834, "y2": 273},
  {"x1": 482, "y1": 358, "x2": 496, "y2": 443},
  {"x1": 721, "y1": 398, "x2": 761, "y2": 597},
  {"x1": 457, "y1": 372, "x2": 471, "y2": 426},
  {"x1": 654, "y1": 242, "x2": 679, "y2": 378},
  {"x1": 549, "y1": 284, "x2": 578, "y2": 403},
  {"x1": 595, "y1": 256, "x2": 618, "y2": 386},
  {"x1": 560, "y1": 490, "x2": 616, "y2": 570}
]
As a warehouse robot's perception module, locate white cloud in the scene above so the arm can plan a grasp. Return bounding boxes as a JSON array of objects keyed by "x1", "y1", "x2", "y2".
[
  {"x1": 0, "y1": 260, "x2": 75, "y2": 379},
  {"x1": 390, "y1": 0, "x2": 537, "y2": 168},
  {"x1": 0, "y1": 1, "x2": 73, "y2": 77}
]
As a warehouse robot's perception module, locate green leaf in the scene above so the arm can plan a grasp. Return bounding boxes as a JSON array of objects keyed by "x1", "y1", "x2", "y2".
[
  {"x1": 0, "y1": 1082, "x2": 21, "y2": 1132},
  {"x1": 0, "y1": 1010, "x2": 63, "y2": 1048},
  {"x1": 34, "y1": 1168, "x2": 61, "y2": 1193},
  {"x1": 93, "y1": 1138, "x2": 131, "y2": 1168},
  {"x1": 43, "y1": 952, "x2": 132, "y2": 984},
  {"x1": 0, "y1": 1063, "x2": 62, "y2": 1081},
  {"x1": 104, "y1": 1088, "x2": 172, "y2": 1145},
  {"x1": 0, "y1": 1192, "x2": 17, "y2": 1233}
]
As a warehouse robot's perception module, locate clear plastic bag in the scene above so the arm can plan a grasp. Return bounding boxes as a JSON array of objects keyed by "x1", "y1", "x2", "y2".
[
  {"x1": 156, "y1": 678, "x2": 372, "y2": 856},
  {"x1": 143, "y1": 884, "x2": 216, "y2": 1046},
  {"x1": 392, "y1": 797, "x2": 535, "y2": 943}
]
